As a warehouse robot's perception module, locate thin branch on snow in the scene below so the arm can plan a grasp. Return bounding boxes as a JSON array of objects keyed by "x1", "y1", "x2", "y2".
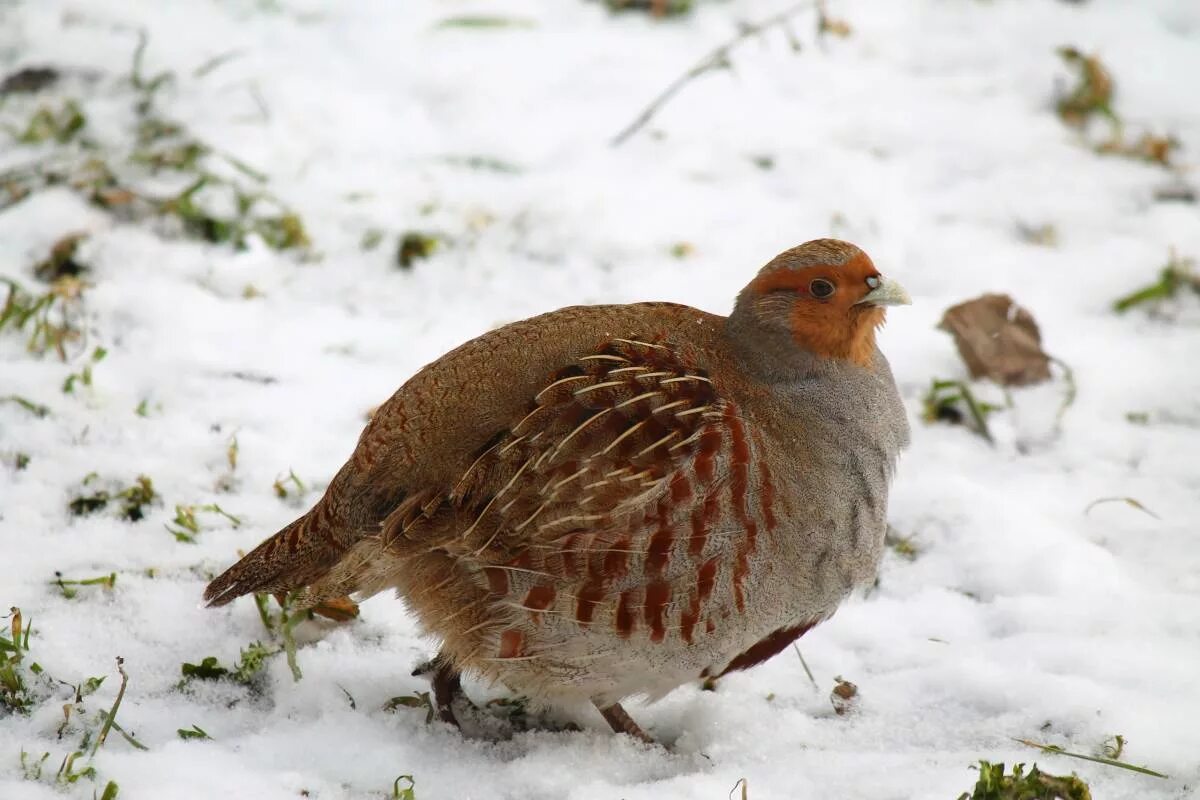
[{"x1": 610, "y1": 0, "x2": 820, "y2": 147}]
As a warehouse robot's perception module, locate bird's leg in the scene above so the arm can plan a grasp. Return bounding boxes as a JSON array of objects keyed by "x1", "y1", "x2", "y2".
[
  {"x1": 431, "y1": 658, "x2": 464, "y2": 727},
  {"x1": 412, "y1": 653, "x2": 469, "y2": 728},
  {"x1": 595, "y1": 701, "x2": 655, "y2": 744}
]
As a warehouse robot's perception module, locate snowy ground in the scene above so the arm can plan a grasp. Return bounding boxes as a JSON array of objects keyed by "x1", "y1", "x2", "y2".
[{"x1": 2, "y1": 1, "x2": 1199, "y2": 798}]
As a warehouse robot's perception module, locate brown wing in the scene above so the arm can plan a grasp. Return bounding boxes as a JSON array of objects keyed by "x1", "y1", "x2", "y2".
[{"x1": 380, "y1": 337, "x2": 723, "y2": 562}]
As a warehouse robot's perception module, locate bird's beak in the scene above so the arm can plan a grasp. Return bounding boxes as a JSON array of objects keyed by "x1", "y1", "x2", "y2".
[{"x1": 857, "y1": 276, "x2": 912, "y2": 307}]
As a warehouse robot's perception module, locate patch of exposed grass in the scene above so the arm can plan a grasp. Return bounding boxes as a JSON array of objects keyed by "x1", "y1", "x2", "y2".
[
  {"x1": 272, "y1": 469, "x2": 306, "y2": 500},
  {"x1": 0, "y1": 39, "x2": 311, "y2": 255},
  {"x1": 485, "y1": 695, "x2": 531, "y2": 728},
  {"x1": 55, "y1": 750, "x2": 98, "y2": 785},
  {"x1": 165, "y1": 502, "x2": 241, "y2": 543},
  {"x1": 11, "y1": 629, "x2": 136, "y2": 795},
  {"x1": 159, "y1": 176, "x2": 311, "y2": 252},
  {"x1": 14, "y1": 99, "x2": 86, "y2": 144},
  {"x1": 130, "y1": 31, "x2": 173, "y2": 109},
  {"x1": 67, "y1": 474, "x2": 158, "y2": 521},
  {"x1": 1112, "y1": 250, "x2": 1199, "y2": 314},
  {"x1": 51, "y1": 572, "x2": 117, "y2": 600},
  {"x1": 436, "y1": 15, "x2": 536, "y2": 29},
  {"x1": 884, "y1": 528, "x2": 919, "y2": 560},
  {"x1": 180, "y1": 641, "x2": 276, "y2": 687},
  {"x1": 438, "y1": 155, "x2": 522, "y2": 174},
  {"x1": 182, "y1": 594, "x2": 305, "y2": 688},
  {"x1": 396, "y1": 232, "x2": 439, "y2": 269},
  {"x1": 922, "y1": 378, "x2": 1000, "y2": 444},
  {"x1": 177, "y1": 724, "x2": 211, "y2": 740},
  {"x1": 957, "y1": 761, "x2": 1091, "y2": 800},
  {"x1": 1, "y1": 607, "x2": 40, "y2": 714},
  {"x1": 360, "y1": 227, "x2": 385, "y2": 251},
  {"x1": 132, "y1": 117, "x2": 208, "y2": 173},
  {"x1": 1055, "y1": 47, "x2": 1182, "y2": 169},
  {"x1": 179, "y1": 656, "x2": 229, "y2": 682},
  {"x1": 20, "y1": 750, "x2": 50, "y2": 780},
  {"x1": 384, "y1": 692, "x2": 435, "y2": 724},
  {"x1": 0, "y1": 276, "x2": 87, "y2": 360},
  {"x1": 604, "y1": 0, "x2": 692, "y2": 17},
  {"x1": 2, "y1": 395, "x2": 50, "y2": 417},
  {"x1": 392, "y1": 775, "x2": 416, "y2": 800},
  {"x1": 62, "y1": 346, "x2": 107, "y2": 394}
]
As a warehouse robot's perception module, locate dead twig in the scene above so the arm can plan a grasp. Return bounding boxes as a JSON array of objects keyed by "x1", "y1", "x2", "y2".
[
  {"x1": 611, "y1": 1, "x2": 818, "y2": 146},
  {"x1": 1013, "y1": 737, "x2": 1168, "y2": 779},
  {"x1": 792, "y1": 643, "x2": 817, "y2": 691}
]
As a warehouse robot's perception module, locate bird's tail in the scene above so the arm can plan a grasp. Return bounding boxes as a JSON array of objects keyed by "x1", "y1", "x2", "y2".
[{"x1": 203, "y1": 508, "x2": 345, "y2": 608}]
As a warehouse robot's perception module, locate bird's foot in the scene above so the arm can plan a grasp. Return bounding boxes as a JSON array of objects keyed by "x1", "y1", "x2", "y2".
[
  {"x1": 414, "y1": 657, "x2": 653, "y2": 744},
  {"x1": 411, "y1": 654, "x2": 468, "y2": 728}
]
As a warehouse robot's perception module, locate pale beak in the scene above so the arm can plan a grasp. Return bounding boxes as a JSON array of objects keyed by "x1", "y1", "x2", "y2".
[{"x1": 857, "y1": 276, "x2": 912, "y2": 307}]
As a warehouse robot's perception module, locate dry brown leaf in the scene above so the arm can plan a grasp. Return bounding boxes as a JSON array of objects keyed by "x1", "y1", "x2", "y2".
[{"x1": 939, "y1": 294, "x2": 1052, "y2": 387}]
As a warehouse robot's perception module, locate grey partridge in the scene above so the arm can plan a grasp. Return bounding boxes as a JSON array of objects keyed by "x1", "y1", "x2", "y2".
[{"x1": 204, "y1": 238, "x2": 911, "y2": 743}]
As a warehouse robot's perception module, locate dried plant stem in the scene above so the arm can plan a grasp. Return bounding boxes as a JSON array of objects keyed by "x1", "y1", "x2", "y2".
[
  {"x1": 1083, "y1": 497, "x2": 1160, "y2": 520},
  {"x1": 611, "y1": 1, "x2": 818, "y2": 146},
  {"x1": 1050, "y1": 356, "x2": 1077, "y2": 431},
  {"x1": 90, "y1": 657, "x2": 129, "y2": 757},
  {"x1": 792, "y1": 643, "x2": 817, "y2": 690},
  {"x1": 1013, "y1": 738, "x2": 1169, "y2": 779}
]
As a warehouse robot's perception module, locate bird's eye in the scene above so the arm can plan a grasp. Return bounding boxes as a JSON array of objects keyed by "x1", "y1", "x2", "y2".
[
  {"x1": 809, "y1": 278, "x2": 835, "y2": 299},
  {"x1": 865, "y1": 275, "x2": 880, "y2": 289}
]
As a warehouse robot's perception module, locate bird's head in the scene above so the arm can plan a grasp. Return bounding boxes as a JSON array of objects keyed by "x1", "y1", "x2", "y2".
[{"x1": 731, "y1": 239, "x2": 910, "y2": 369}]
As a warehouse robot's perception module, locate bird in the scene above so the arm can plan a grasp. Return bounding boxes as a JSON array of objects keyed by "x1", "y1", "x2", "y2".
[{"x1": 204, "y1": 238, "x2": 911, "y2": 743}]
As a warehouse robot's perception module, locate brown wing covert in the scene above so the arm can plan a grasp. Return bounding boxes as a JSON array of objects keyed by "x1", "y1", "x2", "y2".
[{"x1": 381, "y1": 337, "x2": 723, "y2": 562}]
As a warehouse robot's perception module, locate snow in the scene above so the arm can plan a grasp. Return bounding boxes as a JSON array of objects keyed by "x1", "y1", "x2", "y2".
[{"x1": 2, "y1": 1, "x2": 1199, "y2": 798}]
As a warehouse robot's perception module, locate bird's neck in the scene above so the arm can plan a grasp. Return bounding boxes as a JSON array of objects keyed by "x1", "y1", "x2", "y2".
[{"x1": 724, "y1": 307, "x2": 880, "y2": 384}]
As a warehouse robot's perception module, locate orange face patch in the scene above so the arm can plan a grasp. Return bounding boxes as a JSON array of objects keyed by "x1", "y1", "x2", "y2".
[{"x1": 745, "y1": 251, "x2": 887, "y2": 367}]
